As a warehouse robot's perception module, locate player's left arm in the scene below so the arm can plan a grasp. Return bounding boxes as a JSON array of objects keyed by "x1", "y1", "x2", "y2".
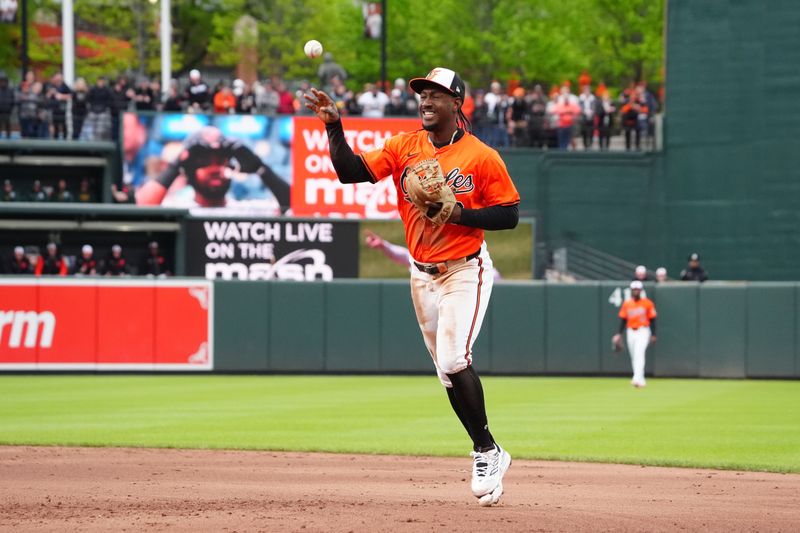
[{"x1": 648, "y1": 300, "x2": 657, "y2": 342}]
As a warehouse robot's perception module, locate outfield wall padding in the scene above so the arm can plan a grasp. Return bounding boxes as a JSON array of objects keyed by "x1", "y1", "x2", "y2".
[{"x1": 213, "y1": 280, "x2": 800, "y2": 379}]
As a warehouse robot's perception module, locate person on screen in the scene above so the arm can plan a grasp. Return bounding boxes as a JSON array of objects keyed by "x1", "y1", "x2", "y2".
[{"x1": 134, "y1": 125, "x2": 290, "y2": 211}]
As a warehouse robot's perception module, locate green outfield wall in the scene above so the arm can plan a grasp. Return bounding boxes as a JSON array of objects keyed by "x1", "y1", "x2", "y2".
[{"x1": 213, "y1": 280, "x2": 799, "y2": 378}]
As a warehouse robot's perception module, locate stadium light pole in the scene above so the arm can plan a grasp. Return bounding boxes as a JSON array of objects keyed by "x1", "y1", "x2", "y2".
[
  {"x1": 20, "y1": 0, "x2": 28, "y2": 81},
  {"x1": 62, "y1": 0, "x2": 75, "y2": 86},
  {"x1": 158, "y1": 0, "x2": 171, "y2": 101}
]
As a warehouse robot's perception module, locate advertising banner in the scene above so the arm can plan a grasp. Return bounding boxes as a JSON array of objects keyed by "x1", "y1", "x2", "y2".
[
  {"x1": 291, "y1": 116, "x2": 417, "y2": 218},
  {"x1": 0, "y1": 279, "x2": 213, "y2": 371},
  {"x1": 185, "y1": 218, "x2": 359, "y2": 281},
  {"x1": 124, "y1": 112, "x2": 418, "y2": 219}
]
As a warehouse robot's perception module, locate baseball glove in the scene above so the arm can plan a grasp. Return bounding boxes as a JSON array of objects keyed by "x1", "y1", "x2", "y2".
[
  {"x1": 612, "y1": 334, "x2": 624, "y2": 354},
  {"x1": 405, "y1": 158, "x2": 456, "y2": 226}
]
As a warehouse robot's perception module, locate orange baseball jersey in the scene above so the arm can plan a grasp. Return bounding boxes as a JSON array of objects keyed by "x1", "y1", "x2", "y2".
[
  {"x1": 360, "y1": 130, "x2": 520, "y2": 263},
  {"x1": 618, "y1": 297, "x2": 657, "y2": 329}
]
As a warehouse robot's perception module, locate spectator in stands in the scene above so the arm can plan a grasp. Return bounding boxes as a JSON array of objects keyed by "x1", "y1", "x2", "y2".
[
  {"x1": 185, "y1": 69, "x2": 211, "y2": 112},
  {"x1": 81, "y1": 76, "x2": 114, "y2": 141},
  {"x1": 28, "y1": 180, "x2": 48, "y2": 202},
  {"x1": 578, "y1": 84, "x2": 597, "y2": 150},
  {"x1": 163, "y1": 83, "x2": 183, "y2": 112},
  {"x1": 317, "y1": 52, "x2": 347, "y2": 93},
  {"x1": 52, "y1": 178, "x2": 73, "y2": 202},
  {"x1": 73, "y1": 244, "x2": 98, "y2": 276},
  {"x1": 19, "y1": 70, "x2": 34, "y2": 92},
  {"x1": 655, "y1": 267, "x2": 668, "y2": 283},
  {"x1": 111, "y1": 77, "x2": 131, "y2": 141},
  {"x1": 680, "y1": 252, "x2": 709, "y2": 282},
  {"x1": 385, "y1": 88, "x2": 407, "y2": 116},
  {"x1": 621, "y1": 90, "x2": 648, "y2": 151},
  {"x1": 357, "y1": 83, "x2": 389, "y2": 118},
  {"x1": 275, "y1": 80, "x2": 295, "y2": 114},
  {"x1": 71, "y1": 77, "x2": 89, "y2": 140},
  {"x1": 2, "y1": 179, "x2": 16, "y2": 201},
  {"x1": 77, "y1": 177, "x2": 95, "y2": 203},
  {"x1": 506, "y1": 87, "x2": 529, "y2": 147},
  {"x1": 483, "y1": 81, "x2": 508, "y2": 148},
  {"x1": 553, "y1": 89, "x2": 581, "y2": 150},
  {"x1": 638, "y1": 81, "x2": 659, "y2": 149},
  {"x1": 213, "y1": 83, "x2": 237, "y2": 114},
  {"x1": 471, "y1": 89, "x2": 489, "y2": 143},
  {"x1": 131, "y1": 77, "x2": 156, "y2": 111},
  {"x1": 102, "y1": 244, "x2": 129, "y2": 276},
  {"x1": 596, "y1": 89, "x2": 615, "y2": 151},
  {"x1": 19, "y1": 81, "x2": 47, "y2": 138},
  {"x1": 0, "y1": 72, "x2": 14, "y2": 138},
  {"x1": 527, "y1": 85, "x2": 548, "y2": 149},
  {"x1": 254, "y1": 79, "x2": 279, "y2": 115},
  {"x1": 235, "y1": 80, "x2": 256, "y2": 114},
  {"x1": 142, "y1": 241, "x2": 170, "y2": 277},
  {"x1": 48, "y1": 72, "x2": 72, "y2": 140},
  {"x1": 7, "y1": 246, "x2": 32, "y2": 274},
  {"x1": 35, "y1": 242, "x2": 68, "y2": 276},
  {"x1": 634, "y1": 265, "x2": 649, "y2": 281}
]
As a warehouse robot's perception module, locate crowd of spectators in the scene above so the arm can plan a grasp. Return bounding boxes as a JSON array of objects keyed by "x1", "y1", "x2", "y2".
[
  {"x1": 1, "y1": 177, "x2": 96, "y2": 203},
  {"x1": 0, "y1": 63, "x2": 660, "y2": 151},
  {"x1": 2, "y1": 240, "x2": 171, "y2": 277}
]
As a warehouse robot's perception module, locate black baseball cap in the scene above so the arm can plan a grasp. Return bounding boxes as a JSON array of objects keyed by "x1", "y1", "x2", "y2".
[{"x1": 409, "y1": 68, "x2": 465, "y2": 99}]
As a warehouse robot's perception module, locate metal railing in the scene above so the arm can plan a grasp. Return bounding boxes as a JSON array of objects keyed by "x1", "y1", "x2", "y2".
[{"x1": 550, "y1": 239, "x2": 642, "y2": 280}]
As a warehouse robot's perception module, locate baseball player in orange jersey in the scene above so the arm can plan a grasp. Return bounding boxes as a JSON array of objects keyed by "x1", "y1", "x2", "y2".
[
  {"x1": 305, "y1": 67, "x2": 519, "y2": 506},
  {"x1": 613, "y1": 280, "x2": 657, "y2": 388}
]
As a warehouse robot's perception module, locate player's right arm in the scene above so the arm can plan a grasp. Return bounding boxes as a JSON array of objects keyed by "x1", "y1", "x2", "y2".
[{"x1": 304, "y1": 88, "x2": 374, "y2": 184}]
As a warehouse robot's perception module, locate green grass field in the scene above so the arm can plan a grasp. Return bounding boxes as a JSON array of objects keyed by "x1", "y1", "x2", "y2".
[{"x1": 1, "y1": 376, "x2": 798, "y2": 473}]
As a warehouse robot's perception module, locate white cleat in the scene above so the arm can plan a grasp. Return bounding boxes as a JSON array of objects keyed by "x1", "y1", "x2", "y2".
[
  {"x1": 470, "y1": 443, "x2": 512, "y2": 500},
  {"x1": 478, "y1": 482, "x2": 504, "y2": 507}
]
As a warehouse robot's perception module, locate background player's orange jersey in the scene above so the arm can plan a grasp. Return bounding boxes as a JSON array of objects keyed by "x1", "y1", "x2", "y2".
[
  {"x1": 618, "y1": 298, "x2": 657, "y2": 329},
  {"x1": 360, "y1": 130, "x2": 520, "y2": 263}
]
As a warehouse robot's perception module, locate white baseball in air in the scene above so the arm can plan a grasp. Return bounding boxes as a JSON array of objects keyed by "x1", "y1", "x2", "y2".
[{"x1": 304, "y1": 39, "x2": 323, "y2": 59}]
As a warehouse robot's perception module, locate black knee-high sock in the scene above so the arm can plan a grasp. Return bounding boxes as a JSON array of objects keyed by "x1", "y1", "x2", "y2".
[
  {"x1": 446, "y1": 386, "x2": 495, "y2": 446},
  {"x1": 447, "y1": 366, "x2": 495, "y2": 452}
]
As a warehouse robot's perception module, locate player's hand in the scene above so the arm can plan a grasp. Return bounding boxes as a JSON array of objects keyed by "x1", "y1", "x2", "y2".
[
  {"x1": 364, "y1": 229, "x2": 383, "y2": 249},
  {"x1": 304, "y1": 88, "x2": 340, "y2": 124},
  {"x1": 424, "y1": 201, "x2": 461, "y2": 223}
]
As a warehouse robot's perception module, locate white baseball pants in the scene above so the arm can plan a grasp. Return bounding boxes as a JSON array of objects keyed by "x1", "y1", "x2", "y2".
[
  {"x1": 410, "y1": 246, "x2": 494, "y2": 387},
  {"x1": 626, "y1": 326, "x2": 651, "y2": 385}
]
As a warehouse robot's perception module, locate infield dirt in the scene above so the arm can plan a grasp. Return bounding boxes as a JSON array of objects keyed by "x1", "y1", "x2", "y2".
[{"x1": 1, "y1": 446, "x2": 797, "y2": 532}]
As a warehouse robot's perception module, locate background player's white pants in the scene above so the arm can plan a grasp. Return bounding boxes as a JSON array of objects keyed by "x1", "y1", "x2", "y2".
[
  {"x1": 410, "y1": 246, "x2": 494, "y2": 387},
  {"x1": 626, "y1": 327, "x2": 651, "y2": 385}
]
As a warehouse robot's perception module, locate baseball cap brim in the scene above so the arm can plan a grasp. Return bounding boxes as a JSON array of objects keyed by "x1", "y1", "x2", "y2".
[{"x1": 409, "y1": 67, "x2": 465, "y2": 98}]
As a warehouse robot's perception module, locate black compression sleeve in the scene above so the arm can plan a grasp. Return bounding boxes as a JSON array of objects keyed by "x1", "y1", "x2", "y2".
[
  {"x1": 457, "y1": 203, "x2": 519, "y2": 230},
  {"x1": 650, "y1": 318, "x2": 656, "y2": 336},
  {"x1": 618, "y1": 318, "x2": 627, "y2": 335},
  {"x1": 325, "y1": 119, "x2": 373, "y2": 184}
]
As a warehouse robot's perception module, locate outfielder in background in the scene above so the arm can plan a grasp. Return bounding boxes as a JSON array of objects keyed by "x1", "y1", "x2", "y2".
[
  {"x1": 305, "y1": 67, "x2": 519, "y2": 506},
  {"x1": 612, "y1": 280, "x2": 657, "y2": 388}
]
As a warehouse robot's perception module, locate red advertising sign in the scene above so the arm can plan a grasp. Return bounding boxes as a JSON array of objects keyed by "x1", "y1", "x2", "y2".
[
  {"x1": 0, "y1": 279, "x2": 213, "y2": 371},
  {"x1": 291, "y1": 116, "x2": 419, "y2": 218}
]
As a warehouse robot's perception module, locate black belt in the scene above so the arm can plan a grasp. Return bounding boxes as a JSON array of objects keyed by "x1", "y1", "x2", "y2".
[{"x1": 413, "y1": 249, "x2": 481, "y2": 275}]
